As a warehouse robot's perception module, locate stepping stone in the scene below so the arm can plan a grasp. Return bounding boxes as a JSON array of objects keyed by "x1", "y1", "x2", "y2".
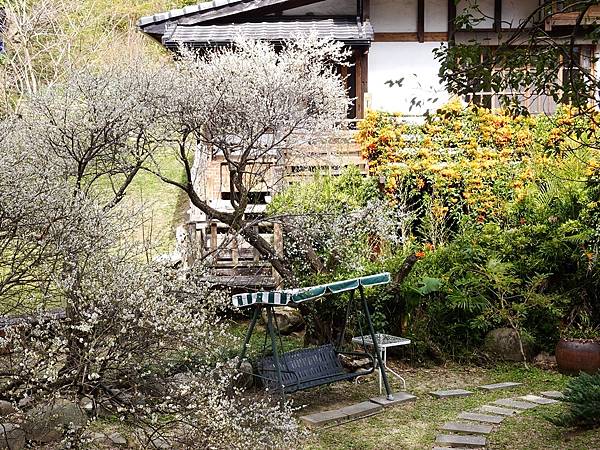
[
  {"x1": 541, "y1": 391, "x2": 565, "y2": 400},
  {"x1": 433, "y1": 448, "x2": 471, "y2": 450},
  {"x1": 337, "y1": 401, "x2": 382, "y2": 420},
  {"x1": 370, "y1": 392, "x2": 416, "y2": 407},
  {"x1": 430, "y1": 389, "x2": 473, "y2": 399},
  {"x1": 478, "y1": 382, "x2": 522, "y2": 391},
  {"x1": 458, "y1": 411, "x2": 505, "y2": 424},
  {"x1": 436, "y1": 434, "x2": 486, "y2": 448},
  {"x1": 519, "y1": 394, "x2": 559, "y2": 405},
  {"x1": 493, "y1": 398, "x2": 537, "y2": 410},
  {"x1": 441, "y1": 422, "x2": 493, "y2": 435},
  {"x1": 300, "y1": 409, "x2": 348, "y2": 427},
  {"x1": 479, "y1": 405, "x2": 520, "y2": 416}
]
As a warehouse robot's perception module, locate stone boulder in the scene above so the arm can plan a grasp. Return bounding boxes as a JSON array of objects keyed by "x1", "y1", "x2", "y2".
[
  {"x1": 533, "y1": 351, "x2": 557, "y2": 369},
  {"x1": 261, "y1": 307, "x2": 305, "y2": 335},
  {"x1": 484, "y1": 328, "x2": 535, "y2": 361},
  {"x1": 0, "y1": 402, "x2": 15, "y2": 418},
  {"x1": 0, "y1": 424, "x2": 25, "y2": 450},
  {"x1": 234, "y1": 361, "x2": 254, "y2": 390},
  {"x1": 24, "y1": 399, "x2": 87, "y2": 443},
  {"x1": 339, "y1": 354, "x2": 372, "y2": 372}
]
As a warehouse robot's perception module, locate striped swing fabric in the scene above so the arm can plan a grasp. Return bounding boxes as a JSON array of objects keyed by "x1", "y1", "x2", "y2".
[{"x1": 231, "y1": 272, "x2": 391, "y2": 308}]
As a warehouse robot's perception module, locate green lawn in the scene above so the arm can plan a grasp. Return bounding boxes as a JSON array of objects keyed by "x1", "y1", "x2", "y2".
[
  {"x1": 289, "y1": 362, "x2": 599, "y2": 450},
  {"x1": 106, "y1": 153, "x2": 188, "y2": 257}
]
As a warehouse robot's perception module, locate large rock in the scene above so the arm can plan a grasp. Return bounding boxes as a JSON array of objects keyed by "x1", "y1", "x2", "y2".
[
  {"x1": 235, "y1": 361, "x2": 254, "y2": 390},
  {"x1": 533, "y1": 351, "x2": 557, "y2": 369},
  {"x1": 261, "y1": 307, "x2": 305, "y2": 335},
  {"x1": 0, "y1": 402, "x2": 15, "y2": 418},
  {"x1": 0, "y1": 424, "x2": 25, "y2": 450},
  {"x1": 484, "y1": 328, "x2": 534, "y2": 361},
  {"x1": 24, "y1": 399, "x2": 87, "y2": 443}
]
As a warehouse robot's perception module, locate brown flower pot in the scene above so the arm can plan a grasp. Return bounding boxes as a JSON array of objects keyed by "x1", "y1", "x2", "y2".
[{"x1": 556, "y1": 338, "x2": 600, "y2": 375}]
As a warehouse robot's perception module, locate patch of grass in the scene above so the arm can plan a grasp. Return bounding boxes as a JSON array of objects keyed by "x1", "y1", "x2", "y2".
[
  {"x1": 490, "y1": 405, "x2": 600, "y2": 450},
  {"x1": 96, "y1": 153, "x2": 187, "y2": 257},
  {"x1": 301, "y1": 363, "x2": 575, "y2": 450},
  {"x1": 227, "y1": 319, "x2": 305, "y2": 362}
]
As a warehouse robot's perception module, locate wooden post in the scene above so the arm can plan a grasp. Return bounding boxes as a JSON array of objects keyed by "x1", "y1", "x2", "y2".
[
  {"x1": 417, "y1": 0, "x2": 425, "y2": 43},
  {"x1": 253, "y1": 226, "x2": 261, "y2": 262},
  {"x1": 494, "y1": 0, "x2": 502, "y2": 32},
  {"x1": 186, "y1": 223, "x2": 197, "y2": 268},
  {"x1": 272, "y1": 223, "x2": 284, "y2": 287},
  {"x1": 231, "y1": 235, "x2": 239, "y2": 266},
  {"x1": 448, "y1": 0, "x2": 456, "y2": 44},
  {"x1": 355, "y1": 49, "x2": 368, "y2": 119},
  {"x1": 210, "y1": 222, "x2": 218, "y2": 253},
  {"x1": 355, "y1": 49, "x2": 363, "y2": 119},
  {"x1": 198, "y1": 228, "x2": 206, "y2": 258},
  {"x1": 361, "y1": 49, "x2": 368, "y2": 116}
]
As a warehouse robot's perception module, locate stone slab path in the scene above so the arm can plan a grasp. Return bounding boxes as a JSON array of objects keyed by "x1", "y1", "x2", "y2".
[
  {"x1": 434, "y1": 448, "x2": 472, "y2": 450},
  {"x1": 370, "y1": 392, "x2": 417, "y2": 407},
  {"x1": 457, "y1": 412, "x2": 505, "y2": 424},
  {"x1": 441, "y1": 422, "x2": 493, "y2": 435},
  {"x1": 519, "y1": 394, "x2": 559, "y2": 405},
  {"x1": 431, "y1": 389, "x2": 473, "y2": 399},
  {"x1": 478, "y1": 382, "x2": 522, "y2": 391},
  {"x1": 493, "y1": 398, "x2": 537, "y2": 410},
  {"x1": 436, "y1": 434, "x2": 487, "y2": 448},
  {"x1": 337, "y1": 401, "x2": 382, "y2": 420},
  {"x1": 479, "y1": 405, "x2": 520, "y2": 416},
  {"x1": 541, "y1": 391, "x2": 565, "y2": 400},
  {"x1": 433, "y1": 390, "x2": 564, "y2": 449},
  {"x1": 300, "y1": 392, "x2": 415, "y2": 428}
]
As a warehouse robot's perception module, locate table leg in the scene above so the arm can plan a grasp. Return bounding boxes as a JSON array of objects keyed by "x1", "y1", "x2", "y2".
[{"x1": 381, "y1": 347, "x2": 407, "y2": 391}]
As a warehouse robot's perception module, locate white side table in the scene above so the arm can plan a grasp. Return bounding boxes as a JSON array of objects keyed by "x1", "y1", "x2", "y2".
[{"x1": 352, "y1": 333, "x2": 411, "y2": 393}]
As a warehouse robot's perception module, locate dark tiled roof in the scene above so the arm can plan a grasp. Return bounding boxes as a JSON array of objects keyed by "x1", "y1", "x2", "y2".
[
  {"x1": 163, "y1": 18, "x2": 374, "y2": 48},
  {"x1": 138, "y1": 0, "x2": 288, "y2": 27}
]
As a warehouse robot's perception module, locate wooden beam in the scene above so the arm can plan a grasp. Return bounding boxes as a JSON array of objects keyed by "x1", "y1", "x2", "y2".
[
  {"x1": 448, "y1": 0, "x2": 457, "y2": 43},
  {"x1": 363, "y1": 0, "x2": 370, "y2": 21},
  {"x1": 210, "y1": 222, "x2": 218, "y2": 253},
  {"x1": 494, "y1": 0, "x2": 502, "y2": 32},
  {"x1": 361, "y1": 49, "x2": 368, "y2": 116},
  {"x1": 374, "y1": 32, "x2": 449, "y2": 42},
  {"x1": 355, "y1": 49, "x2": 363, "y2": 119},
  {"x1": 417, "y1": 0, "x2": 425, "y2": 43}
]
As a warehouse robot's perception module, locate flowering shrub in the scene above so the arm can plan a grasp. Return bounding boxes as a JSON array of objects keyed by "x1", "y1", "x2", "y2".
[
  {"x1": 353, "y1": 103, "x2": 600, "y2": 357},
  {"x1": 0, "y1": 58, "x2": 304, "y2": 448},
  {"x1": 357, "y1": 102, "x2": 598, "y2": 227}
]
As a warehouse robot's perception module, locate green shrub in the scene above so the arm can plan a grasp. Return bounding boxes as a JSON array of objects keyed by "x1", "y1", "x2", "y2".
[{"x1": 551, "y1": 372, "x2": 600, "y2": 428}]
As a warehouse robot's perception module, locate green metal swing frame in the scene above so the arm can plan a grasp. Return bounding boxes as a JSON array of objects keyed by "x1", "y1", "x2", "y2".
[{"x1": 233, "y1": 273, "x2": 394, "y2": 402}]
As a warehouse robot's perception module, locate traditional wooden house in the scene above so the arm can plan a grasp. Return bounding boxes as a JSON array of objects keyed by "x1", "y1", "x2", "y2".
[
  {"x1": 138, "y1": 0, "x2": 600, "y2": 117},
  {"x1": 138, "y1": 0, "x2": 599, "y2": 285}
]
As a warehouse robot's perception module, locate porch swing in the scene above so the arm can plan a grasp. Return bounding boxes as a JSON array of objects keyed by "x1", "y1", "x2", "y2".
[{"x1": 233, "y1": 273, "x2": 394, "y2": 401}]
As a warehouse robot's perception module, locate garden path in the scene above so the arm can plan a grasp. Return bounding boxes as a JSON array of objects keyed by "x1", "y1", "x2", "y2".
[{"x1": 434, "y1": 391, "x2": 561, "y2": 449}]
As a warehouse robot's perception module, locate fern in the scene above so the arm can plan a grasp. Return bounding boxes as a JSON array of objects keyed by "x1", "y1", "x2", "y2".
[{"x1": 550, "y1": 372, "x2": 600, "y2": 429}]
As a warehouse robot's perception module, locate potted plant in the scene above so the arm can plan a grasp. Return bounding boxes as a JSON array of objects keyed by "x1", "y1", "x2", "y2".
[{"x1": 556, "y1": 312, "x2": 600, "y2": 376}]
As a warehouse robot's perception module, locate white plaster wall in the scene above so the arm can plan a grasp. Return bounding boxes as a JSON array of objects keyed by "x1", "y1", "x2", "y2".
[
  {"x1": 502, "y1": 0, "x2": 539, "y2": 28},
  {"x1": 426, "y1": 0, "x2": 449, "y2": 32},
  {"x1": 457, "y1": 0, "x2": 494, "y2": 29},
  {"x1": 282, "y1": 0, "x2": 356, "y2": 16},
  {"x1": 370, "y1": 0, "x2": 418, "y2": 32},
  {"x1": 368, "y1": 42, "x2": 450, "y2": 115}
]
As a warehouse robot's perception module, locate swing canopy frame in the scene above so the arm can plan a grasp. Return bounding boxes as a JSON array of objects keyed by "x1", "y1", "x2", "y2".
[{"x1": 233, "y1": 272, "x2": 395, "y2": 401}]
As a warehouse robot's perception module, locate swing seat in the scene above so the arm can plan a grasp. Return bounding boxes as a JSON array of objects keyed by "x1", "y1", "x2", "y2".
[{"x1": 257, "y1": 344, "x2": 374, "y2": 394}]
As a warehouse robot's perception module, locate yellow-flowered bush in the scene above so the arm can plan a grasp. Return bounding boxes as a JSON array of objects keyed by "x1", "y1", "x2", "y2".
[
  {"x1": 356, "y1": 101, "x2": 596, "y2": 225},
  {"x1": 355, "y1": 102, "x2": 600, "y2": 356}
]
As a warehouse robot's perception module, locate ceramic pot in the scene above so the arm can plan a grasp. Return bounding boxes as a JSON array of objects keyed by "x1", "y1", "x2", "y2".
[{"x1": 555, "y1": 338, "x2": 600, "y2": 375}]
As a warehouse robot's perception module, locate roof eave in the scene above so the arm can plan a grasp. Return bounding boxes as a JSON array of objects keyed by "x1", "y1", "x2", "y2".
[
  {"x1": 164, "y1": 39, "x2": 372, "y2": 50},
  {"x1": 138, "y1": 0, "x2": 329, "y2": 31}
]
